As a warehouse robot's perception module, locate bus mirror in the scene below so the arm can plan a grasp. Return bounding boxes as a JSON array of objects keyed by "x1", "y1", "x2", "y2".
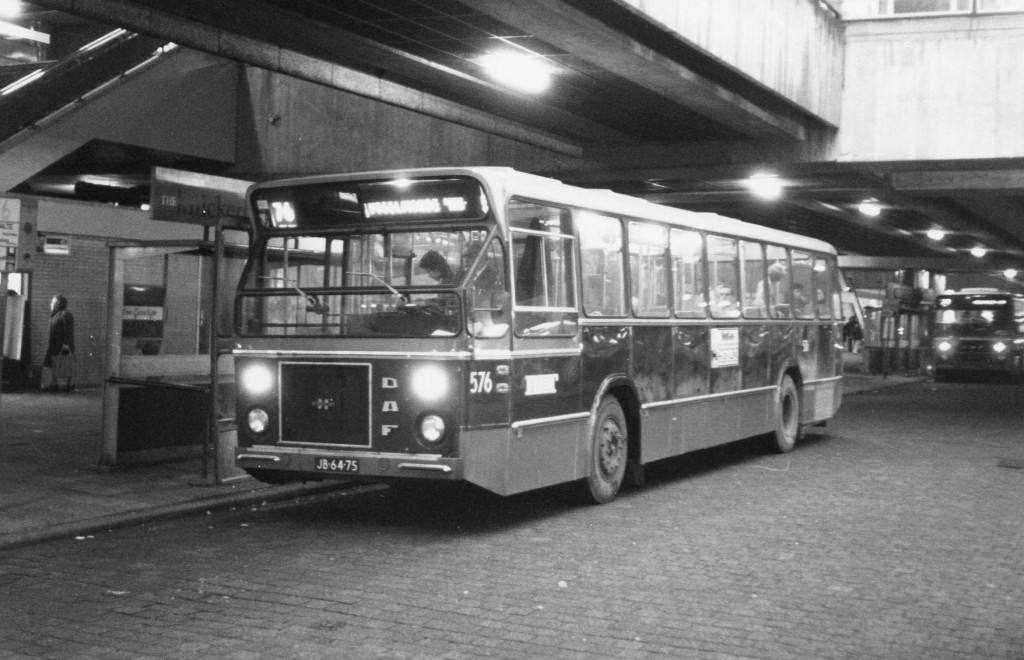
[{"x1": 491, "y1": 291, "x2": 509, "y2": 313}]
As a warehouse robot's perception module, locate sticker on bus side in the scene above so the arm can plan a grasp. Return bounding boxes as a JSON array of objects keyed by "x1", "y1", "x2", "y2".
[
  {"x1": 524, "y1": 373, "x2": 559, "y2": 395},
  {"x1": 711, "y1": 327, "x2": 740, "y2": 368}
]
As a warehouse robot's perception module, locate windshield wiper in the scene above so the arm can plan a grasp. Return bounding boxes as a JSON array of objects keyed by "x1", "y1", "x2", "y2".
[
  {"x1": 347, "y1": 272, "x2": 408, "y2": 303},
  {"x1": 259, "y1": 276, "x2": 332, "y2": 315}
]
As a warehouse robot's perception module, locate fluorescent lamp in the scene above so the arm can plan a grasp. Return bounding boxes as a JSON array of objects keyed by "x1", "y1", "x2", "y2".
[
  {"x1": 858, "y1": 200, "x2": 881, "y2": 217},
  {"x1": 746, "y1": 173, "x2": 782, "y2": 200},
  {"x1": 479, "y1": 51, "x2": 552, "y2": 94},
  {"x1": 0, "y1": 1, "x2": 20, "y2": 19}
]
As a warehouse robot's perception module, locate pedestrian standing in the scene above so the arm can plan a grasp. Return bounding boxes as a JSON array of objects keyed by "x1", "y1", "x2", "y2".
[{"x1": 43, "y1": 294, "x2": 75, "y2": 392}]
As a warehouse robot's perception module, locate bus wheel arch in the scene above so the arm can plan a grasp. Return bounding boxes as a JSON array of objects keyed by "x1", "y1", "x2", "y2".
[{"x1": 770, "y1": 368, "x2": 804, "y2": 453}]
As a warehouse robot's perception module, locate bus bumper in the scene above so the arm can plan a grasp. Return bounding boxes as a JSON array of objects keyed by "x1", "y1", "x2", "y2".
[{"x1": 236, "y1": 446, "x2": 464, "y2": 481}]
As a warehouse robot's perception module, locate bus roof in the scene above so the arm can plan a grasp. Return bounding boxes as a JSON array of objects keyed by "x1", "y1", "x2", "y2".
[{"x1": 249, "y1": 166, "x2": 838, "y2": 255}]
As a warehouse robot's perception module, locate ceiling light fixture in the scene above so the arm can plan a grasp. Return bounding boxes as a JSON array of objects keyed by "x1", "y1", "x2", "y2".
[
  {"x1": 746, "y1": 173, "x2": 783, "y2": 200},
  {"x1": 926, "y1": 228, "x2": 946, "y2": 241},
  {"x1": 478, "y1": 50, "x2": 553, "y2": 94},
  {"x1": 971, "y1": 246, "x2": 987, "y2": 258},
  {"x1": 858, "y1": 199, "x2": 881, "y2": 217},
  {"x1": 0, "y1": 1, "x2": 21, "y2": 19}
]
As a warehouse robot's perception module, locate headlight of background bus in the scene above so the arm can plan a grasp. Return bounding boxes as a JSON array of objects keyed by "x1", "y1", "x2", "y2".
[
  {"x1": 247, "y1": 408, "x2": 270, "y2": 434},
  {"x1": 937, "y1": 340, "x2": 953, "y2": 353},
  {"x1": 411, "y1": 364, "x2": 449, "y2": 402},
  {"x1": 242, "y1": 364, "x2": 274, "y2": 395}
]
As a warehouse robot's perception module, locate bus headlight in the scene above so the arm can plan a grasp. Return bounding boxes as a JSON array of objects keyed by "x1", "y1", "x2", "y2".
[
  {"x1": 247, "y1": 408, "x2": 270, "y2": 434},
  {"x1": 411, "y1": 365, "x2": 448, "y2": 402},
  {"x1": 937, "y1": 340, "x2": 953, "y2": 353},
  {"x1": 242, "y1": 364, "x2": 274, "y2": 395},
  {"x1": 419, "y1": 414, "x2": 446, "y2": 444},
  {"x1": 993, "y1": 341, "x2": 1008, "y2": 353}
]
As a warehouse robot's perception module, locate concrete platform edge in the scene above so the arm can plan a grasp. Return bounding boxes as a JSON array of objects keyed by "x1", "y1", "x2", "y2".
[{"x1": 0, "y1": 481, "x2": 373, "y2": 551}]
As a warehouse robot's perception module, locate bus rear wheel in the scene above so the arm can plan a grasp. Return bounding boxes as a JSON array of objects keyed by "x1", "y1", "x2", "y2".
[
  {"x1": 770, "y1": 375, "x2": 801, "y2": 453},
  {"x1": 579, "y1": 396, "x2": 628, "y2": 504}
]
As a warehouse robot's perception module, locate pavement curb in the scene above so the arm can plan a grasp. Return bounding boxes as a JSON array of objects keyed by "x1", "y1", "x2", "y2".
[{"x1": 0, "y1": 481, "x2": 374, "y2": 551}]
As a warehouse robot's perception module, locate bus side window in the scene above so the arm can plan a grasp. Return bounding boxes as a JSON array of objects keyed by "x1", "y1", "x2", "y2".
[
  {"x1": 812, "y1": 256, "x2": 834, "y2": 319},
  {"x1": 579, "y1": 212, "x2": 626, "y2": 317},
  {"x1": 707, "y1": 235, "x2": 740, "y2": 319},
  {"x1": 740, "y1": 241, "x2": 767, "y2": 319},
  {"x1": 629, "y1": 222, "x2": 670, "y2": 318},
  {"x1": 467, "y1": 238, "x2": 509, "y2": 338},
  {"x1": 671, "y1": 229, "x2": 705, "y2": 318},
  {"x1": 508, "y1": 200, "x2": 577, "y2": 336},
  {"x1": 791, "y1": 251, "x2": 814, "y2": 319},
  {"x1": 764, "y1": 245, "x2": 791, "y2": 319}
]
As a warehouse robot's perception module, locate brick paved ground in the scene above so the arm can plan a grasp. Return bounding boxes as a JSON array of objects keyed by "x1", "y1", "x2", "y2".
[{"x1": 1, "y1": 378, "x2": 1022, "y2": 659}]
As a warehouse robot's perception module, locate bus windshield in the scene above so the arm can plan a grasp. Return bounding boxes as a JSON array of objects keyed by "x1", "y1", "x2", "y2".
[
  {"x1": 936, "y1": 295, "x2": 1014, "y2": 336},
  {"x1": 236, "y1": 228, "x2": 499, "y2": 337}
]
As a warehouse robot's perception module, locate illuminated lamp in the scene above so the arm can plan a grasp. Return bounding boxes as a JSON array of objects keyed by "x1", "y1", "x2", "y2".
[
  {"x1": 0, "y1": 1, "x2": 21, "y2": 18},
  {"x1": 926, "y1": 228, "x2": 946, "y2": 241},
  {"x1": 971, "y1": 246, "x2": 987, "y2": 258},
  {"x1": 858, "y1": 200, "x2": 882, "y2": 217},
  {"x1": 478, "y1": 51, "x2": 553, "y2": 94},
  {"x1": 411, "y1": 364, "x2": 449, "y2": 402},
  {"x1": 1004, "y1": 269, "x2": 1018, "y2": 279},
  {"x1": 746, "y1": 173, "x2": 783, "y2": 200}
]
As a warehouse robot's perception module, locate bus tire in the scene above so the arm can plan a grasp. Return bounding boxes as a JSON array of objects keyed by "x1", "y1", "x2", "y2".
[
  {"x1": 770, "y1": 375, "x2": 801, "y2": 454},
  {"x1": 579, "y1": 396, "x2": 628, "y2": 504}
]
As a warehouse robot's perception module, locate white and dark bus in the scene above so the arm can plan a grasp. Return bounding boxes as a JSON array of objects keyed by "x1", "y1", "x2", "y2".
[
  {"x1": 932, "y1": 289, "x2": 1024, "y2": 379},
  {"x1": 233, "y1": 167, "x2": 843, "y2": 503}
]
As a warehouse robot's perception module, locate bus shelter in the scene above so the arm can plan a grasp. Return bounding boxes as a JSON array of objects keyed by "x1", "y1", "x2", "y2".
[{"x1": 100, "y1": 223, "x2": 248, "y2": 483}]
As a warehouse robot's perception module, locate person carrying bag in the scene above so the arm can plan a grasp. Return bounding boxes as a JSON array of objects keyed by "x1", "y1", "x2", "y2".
[{"x1": 43, "y1": 294, "x2": 76, "y2": 393}]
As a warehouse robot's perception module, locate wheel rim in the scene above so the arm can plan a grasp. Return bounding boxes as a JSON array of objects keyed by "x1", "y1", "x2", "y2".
[{"x1": 598, "y1": 416, "x2": 625, "y2": 477}]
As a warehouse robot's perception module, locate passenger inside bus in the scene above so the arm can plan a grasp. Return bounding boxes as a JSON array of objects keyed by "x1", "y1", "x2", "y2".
[
  {"x1": 754, "y1": 262, "x2": 787, "y2": 308},
  {"x1": 712, "y1": 284, "x2": 740, "y2": 316},
  {"x1": 792, "y1": 283, "x2": 810, "y2": 317}
]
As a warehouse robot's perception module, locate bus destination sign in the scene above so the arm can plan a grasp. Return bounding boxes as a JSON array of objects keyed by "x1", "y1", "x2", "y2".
[
  {"x1": 358, "y1": 178, "x2": 487, "y2": 222},
  {"x1": 253, "y1": 177, "x2": 489, "y2": 229}
]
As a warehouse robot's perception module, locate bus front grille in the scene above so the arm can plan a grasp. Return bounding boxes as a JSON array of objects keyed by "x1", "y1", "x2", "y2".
[
  {"x1": 279, "y1": 362, "x2": 372, "y2": 447},
  {"x1": 955, "y1": 341, "x2": 993, "y2": 364}
]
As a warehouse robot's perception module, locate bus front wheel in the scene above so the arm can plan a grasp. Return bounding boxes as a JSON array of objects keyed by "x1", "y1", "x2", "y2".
[
  {"x1": 579, "y1": 396, "x2": 628, "y2": 504},
  {"x1": 770, "y1": 375, "x2": 801, "y2": 453}
]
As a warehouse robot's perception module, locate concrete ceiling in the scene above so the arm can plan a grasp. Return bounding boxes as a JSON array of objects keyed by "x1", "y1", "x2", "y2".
[{"x1": 6, "y1": 0, "x2": 1024, "y2": 271}]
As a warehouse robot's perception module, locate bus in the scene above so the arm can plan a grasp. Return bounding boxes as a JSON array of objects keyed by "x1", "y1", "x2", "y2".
[
  {"x1": 232, "y1": 167, "x2": 844, "y2": 503},
  {"x1": 932, "y1": 288, "x2": 1024, "y2": 379}
]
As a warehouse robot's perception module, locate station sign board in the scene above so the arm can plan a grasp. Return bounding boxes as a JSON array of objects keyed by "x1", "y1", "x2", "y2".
[
  {"x1": 150, "y1": 167, "x2": 252, "y2": 226},
  {"x1": 0, "y1": 196, "x2": 38, "y2": 272}
]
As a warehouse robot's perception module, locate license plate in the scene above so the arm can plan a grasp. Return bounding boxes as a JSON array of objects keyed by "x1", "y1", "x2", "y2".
[{"x1": 314, "y1": 457, "x2": 360, "y2": 473}]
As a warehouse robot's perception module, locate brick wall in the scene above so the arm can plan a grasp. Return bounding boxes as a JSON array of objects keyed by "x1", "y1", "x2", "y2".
[{"x1": 29, "y1": 236, "x2": 110, "y2": 387}]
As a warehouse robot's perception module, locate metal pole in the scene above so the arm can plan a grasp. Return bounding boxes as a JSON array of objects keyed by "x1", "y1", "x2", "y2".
[{"x1": 205, "y1": 219, "x2": 223, "y2": 482}]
